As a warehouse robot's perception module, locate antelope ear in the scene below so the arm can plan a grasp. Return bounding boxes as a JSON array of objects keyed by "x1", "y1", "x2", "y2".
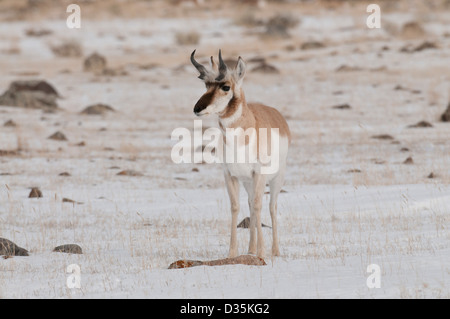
[{"x1": 234, "y1": 56, "x2": 246, "y2": 83}]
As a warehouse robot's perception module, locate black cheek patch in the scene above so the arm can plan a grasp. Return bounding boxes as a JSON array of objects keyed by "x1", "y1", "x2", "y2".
[{"x1": 194, "y1": 91, "x2": 214, "y2": 114}]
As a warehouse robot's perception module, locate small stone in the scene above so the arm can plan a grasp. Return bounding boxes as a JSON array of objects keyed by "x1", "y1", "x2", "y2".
[
  {"x1": 332, "y1": 103, "x2": 351, "y2": 110},
  {"x1": 407, "y1": 121, "x2": 433, "y2": 128},
  {"x1": 3, "y1": 119, "x2": 17, "y2": 127},
  {"x1": 29, "y1": 187, "x2": 43, "y2": 198},
  {"x1": 80, "y1": 103, "x2": 115, "y2": 115},
  {"x1": 371, "y1": 134, "x2": 394, "y2": 140},
  {"x1": 48, "y1": 131, "x2": 67, "y2": 141},
  {"x1": 59, "y1": 172, "x2": 71, "y2": 176},
  {"x1": 403, "y1": 157, "x2": 414, "y2": 165},
  {"x1": 53, "y1": 244, "x2": 82, "y2": 254}
]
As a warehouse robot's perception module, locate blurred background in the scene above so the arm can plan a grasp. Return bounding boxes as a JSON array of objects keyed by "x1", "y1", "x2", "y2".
[{"x1": 0, "y1": 0, "x2": 449, "y2": 186}]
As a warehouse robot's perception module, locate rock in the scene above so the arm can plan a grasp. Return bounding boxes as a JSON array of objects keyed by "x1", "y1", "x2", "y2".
[
  {"x1": 251, "y1": 62, "x2": 280, "y2": 74},
  {"x1": 3, "y1": 119, "x2": 17, "y2": 127},
  {"x1": 394, "y1": 85, "x2": 408, "y2": 91},
  {"x1": 53, "y1": 244, "x2": 83, "y2": 254},
  {"x1": 441, "y1": 102, "x2": 450, "y2": 122},
  {"x1": 237, "y1": 217, "x2": 271, "y2": 229},
  {"x1": 48, "y1": 131, "x2": 68, "y2": 141},
  {"x1": 0, "y1": 238, "x2": 29, "y2": 256},
  {"x1": 332, "y1": 103, "x2": 351, "y2": 110},
  {"x1": 29, "y1": 187, "x2": 43, "y2": 198},
  {"x1": 371, "y1": 134, "x2": 394, "y2": 140},
  {"x1": 59, "y1": 172, "x2": 71, "y2": 176},
  {"x1": 83, "y1": 52, "x2": 107, "y2": 74},
  {"x1": 301, "y1": 41, "x2": 325, "y2": 50},
  {"x1": 403, "y1": 156, "x2": 414, "y2": 165},
  {"x1": 407, "y1": 121, "x2": 433, "y2": 128},
  {"x1": 0, "y1": 80, "x2": 59, "y2": 110},
  {"x1": 168, "y1": 255, "x2": 266, "y2": 269},
  {"x1": 80, "y1": 103, "x2": 115, "y2": 115}
]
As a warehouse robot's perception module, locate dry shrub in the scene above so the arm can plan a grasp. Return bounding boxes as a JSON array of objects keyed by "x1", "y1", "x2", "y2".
[
  {"x1": 50, "y1": 39, "x2": 83, "y2": 58},
  {"x1": 400, "y1": 21, "x2": 426, "y2": 39},
  {"x1": 263, "y1": 13, "x2": 300, "y2": 38},
  {"x1": 0, "y1": 80, "x2": 60, "y2": 110},
  {"x1": 84, "y1": 52, "x2": 107, "y2": 74},
  {"x1": 175, "y1": 31, "x2": 200, "y2": 45},
  {"x1": 234, "y1": 10, "x2": 263, "y2": 27}
]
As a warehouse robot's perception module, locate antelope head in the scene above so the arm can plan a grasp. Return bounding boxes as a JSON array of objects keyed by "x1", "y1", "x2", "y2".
[{"x1": 190, "y1": 49, "x2": 246, "y2": 117}]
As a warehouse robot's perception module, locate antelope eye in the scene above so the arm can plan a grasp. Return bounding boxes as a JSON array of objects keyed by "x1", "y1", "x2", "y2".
[{"x1": 222, "y1": 85, "x2": 230, "y2": 92}]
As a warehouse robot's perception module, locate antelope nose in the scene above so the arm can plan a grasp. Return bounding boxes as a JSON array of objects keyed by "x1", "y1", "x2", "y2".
[
  {"x1": 193, "y1": 92, "x2": 212, "y2": 115},
  {"x1": 194, "y1": 101, "x2": 205, "y2": 115}
]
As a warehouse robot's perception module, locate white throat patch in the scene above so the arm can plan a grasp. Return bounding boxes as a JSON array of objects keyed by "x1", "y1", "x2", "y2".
[{"x1": 220, "y1": 102, "x2": 242, "y2": 128}]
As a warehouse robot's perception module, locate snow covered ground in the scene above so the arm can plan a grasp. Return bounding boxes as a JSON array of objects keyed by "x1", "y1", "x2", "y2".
[
  {"x1": 1, "y1": 183, "x2": 449, "y2": 298},
  {"x1": 0, "y1": 0, "x2": 449, "y2": 298}
]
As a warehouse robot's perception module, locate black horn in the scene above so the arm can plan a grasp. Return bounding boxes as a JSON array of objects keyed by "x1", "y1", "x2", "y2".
[
  {"x1": 215, "y1": 49, "x2": 228, "y2": 82},
  {"x1": 190, "y1": 50, "x2": 207, "y2": 80}
]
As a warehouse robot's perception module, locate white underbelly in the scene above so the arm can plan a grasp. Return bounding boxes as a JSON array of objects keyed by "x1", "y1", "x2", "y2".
[{"x1": 222, "y1": 134, "x2": 290, "y2": 181}]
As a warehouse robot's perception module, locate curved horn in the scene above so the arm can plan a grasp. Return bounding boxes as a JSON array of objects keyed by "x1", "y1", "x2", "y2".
[
  {"x1": 215, "y1": 49, "x2": 228, "y2": 82},
  {"x1": 190, "y1": 50, "x2": 207, "y2": 80}
]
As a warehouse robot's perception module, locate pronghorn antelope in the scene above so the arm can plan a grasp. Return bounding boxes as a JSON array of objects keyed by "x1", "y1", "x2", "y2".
[{"x1": 190, "y1": 50, "x2": 291, "y2": 258}]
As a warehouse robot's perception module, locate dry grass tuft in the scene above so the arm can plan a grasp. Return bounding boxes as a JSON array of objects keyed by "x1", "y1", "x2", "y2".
[
  {"x1": 175, "y1": 31, "x2": 201, "y2": 45},
  {"x1": 50, "y1": 39, "x2": 83, "y2": 58}
]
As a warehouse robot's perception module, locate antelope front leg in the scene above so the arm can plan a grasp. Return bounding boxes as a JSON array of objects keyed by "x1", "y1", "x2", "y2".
[
  {"x1": 224, "y1": 171, "x2": 240, "y2": 258},
  {"x1": 249, "y1": 173, "x2": 266, "y2": 258}
]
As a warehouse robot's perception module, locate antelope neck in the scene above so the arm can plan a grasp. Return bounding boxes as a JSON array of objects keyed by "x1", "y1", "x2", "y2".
[{"x1": 219, "y1": 90, "x2": 250, "y2": 129}]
